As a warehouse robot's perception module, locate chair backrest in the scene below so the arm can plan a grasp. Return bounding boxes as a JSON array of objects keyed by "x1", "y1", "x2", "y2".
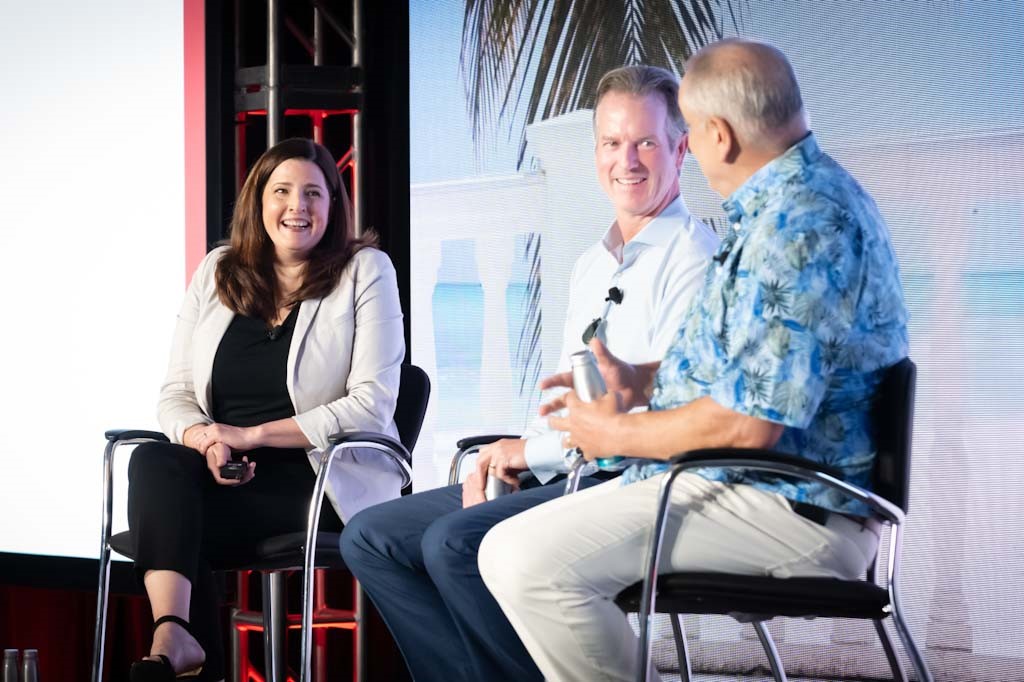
[
  {"x1": 395, "y1": 364, "x2": 431, "y2": 452},
  {"x1": 871, "y1": 357, "x2": 916, "y2": 512}
]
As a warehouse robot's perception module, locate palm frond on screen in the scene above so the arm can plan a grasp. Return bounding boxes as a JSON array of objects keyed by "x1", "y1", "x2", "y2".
[
  {"x1": 513, "y1": 232, "x2": 544, "y2": 423},
  {"x1": 460, "y1": 0, "x2": 740, "y2": 166}
]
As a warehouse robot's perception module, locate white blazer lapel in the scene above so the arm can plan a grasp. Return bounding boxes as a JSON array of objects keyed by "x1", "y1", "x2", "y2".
[{"x1": 287, "y1": 297, "x2": 323, "y2": 404}]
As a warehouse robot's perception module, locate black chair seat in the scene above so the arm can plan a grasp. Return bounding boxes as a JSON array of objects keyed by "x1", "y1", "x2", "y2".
[
  {"x1": 108, "y1": 530, "x2": 347, "y2": 573},
  {"x1": 615, "y1": 572, "x2": 890, "y2": 621},
  {"x1": 109, "y1": 531, "x2": 135, "y2": 559},
  {"x1": 249, "y1": 532, "x2": 346, "y2": 572}
]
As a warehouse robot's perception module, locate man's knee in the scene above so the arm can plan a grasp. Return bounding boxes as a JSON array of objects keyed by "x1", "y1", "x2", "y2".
[
  {"x1": 478, "y1": 520, "x2": 542, "y2": 599},
  {"x1": 420, "y1": 512, "x2": 479, "y2": 577},
  {"x1": 338, "y1": 504, "x2": 394, "y2": 566}
]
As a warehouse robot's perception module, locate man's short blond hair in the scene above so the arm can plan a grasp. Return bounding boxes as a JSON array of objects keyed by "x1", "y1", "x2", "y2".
[{"x1": 594, "y1": 65, "x2": 687, "y2": 143}]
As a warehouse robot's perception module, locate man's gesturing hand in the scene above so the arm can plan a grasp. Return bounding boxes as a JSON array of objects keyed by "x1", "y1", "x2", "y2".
[
  {"x1": 462, "y1": 438, "x2": 527, "y2": 509},
  {"x1": 549, "y1": 391, "x2": 624, "y2": 461},
  {"x1": 538, "y1": 338, "x2": 656, "y2": 417}
]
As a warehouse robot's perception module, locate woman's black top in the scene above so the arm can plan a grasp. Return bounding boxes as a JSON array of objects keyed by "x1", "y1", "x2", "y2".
[{"x1": 211, "y1": 305, "x2": 300, "y2": 427}]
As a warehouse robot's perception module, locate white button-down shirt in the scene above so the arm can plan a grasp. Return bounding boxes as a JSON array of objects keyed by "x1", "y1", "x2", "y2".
[{"x1": 523, "y1": 196, "x2": 720, "y2": 482}]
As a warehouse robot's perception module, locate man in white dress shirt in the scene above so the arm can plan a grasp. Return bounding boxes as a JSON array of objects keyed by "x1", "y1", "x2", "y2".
[{"x1": 339, "y1": 65, "x2": 719, "y2": 682}]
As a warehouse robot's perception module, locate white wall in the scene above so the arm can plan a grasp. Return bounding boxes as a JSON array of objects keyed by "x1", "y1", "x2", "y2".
[{"x1": 0, "y1": 1, "x2": 185, "y2": 559}]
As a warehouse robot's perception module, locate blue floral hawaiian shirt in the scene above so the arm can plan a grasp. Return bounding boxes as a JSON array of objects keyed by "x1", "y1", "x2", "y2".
[{"x1": 623, "y1": 133, "x2": 909, "y2": 516}]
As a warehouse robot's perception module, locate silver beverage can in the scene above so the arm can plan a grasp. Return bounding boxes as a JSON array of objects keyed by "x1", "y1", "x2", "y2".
[
  {"x1": 484, "y1": 473, "x2": 513, "y2": 500},
  {"x1": 570, "y1": 350, "x2": 624, "y2": 469},
  {"x1": 570, "y1": 350, "x2": 606, "y2": 401}
]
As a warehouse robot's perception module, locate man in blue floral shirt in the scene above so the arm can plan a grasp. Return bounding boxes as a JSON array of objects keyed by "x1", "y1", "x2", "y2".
[{"x1": 478, "y1": 39, "x2": 909, "y2": 682}]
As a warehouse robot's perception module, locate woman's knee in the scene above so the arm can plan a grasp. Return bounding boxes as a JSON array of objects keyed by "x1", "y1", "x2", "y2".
[{"x1": 127, "y1": 441, "x2": 204, "y2": 488}]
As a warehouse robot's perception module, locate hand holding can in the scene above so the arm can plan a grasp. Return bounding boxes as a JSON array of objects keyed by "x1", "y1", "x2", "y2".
[
  {"x1": 484, "y1": 474, "x2": 513, "y2": 500},
  {"x1": 570, "y1": 350, "x2": 625, "y2": 470}
]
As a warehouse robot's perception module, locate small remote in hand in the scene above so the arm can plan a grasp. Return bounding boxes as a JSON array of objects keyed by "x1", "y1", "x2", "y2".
[{"x1": 220, "y1": 461, "x2": 248, "y2": 480}]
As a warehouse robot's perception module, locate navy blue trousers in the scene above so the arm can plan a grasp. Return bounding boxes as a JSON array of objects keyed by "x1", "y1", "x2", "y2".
[{"x1": 340, "y1": 476, "x2": 606, "y2": 682}]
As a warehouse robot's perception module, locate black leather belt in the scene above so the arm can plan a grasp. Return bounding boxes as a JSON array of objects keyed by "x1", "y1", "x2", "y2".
[{"x1": 790, "y1": 500, "x2": 830, "y2": 526}]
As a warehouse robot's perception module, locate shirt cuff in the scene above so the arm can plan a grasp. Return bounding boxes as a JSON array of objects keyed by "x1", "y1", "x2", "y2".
[{"x1": 524, "y1": 430, "x2": 568, "y2": 484}]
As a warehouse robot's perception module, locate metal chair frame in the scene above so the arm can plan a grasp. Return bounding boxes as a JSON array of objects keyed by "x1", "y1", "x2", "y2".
[
  {"x1": 573, "y1": 357, "x2": 930, "y2": 682},
  {"x1": 92, "y1": 366, "x2": 429, "y2": 682},
  {"x1": 92, "y1": 431, "x2": 166, "y2": 682},
  {"x1": 636, "y1": 452, "x2": 933, "y2": 682},
  {"x1": 296, "y1": 434, "x2": 411, "y2": 681},
  {"x1": 448, "y1": 434, "x2": 603, "y2": 497},
  {"x1": 447, "y1": 434, "x2": 520, "y2": 486}
]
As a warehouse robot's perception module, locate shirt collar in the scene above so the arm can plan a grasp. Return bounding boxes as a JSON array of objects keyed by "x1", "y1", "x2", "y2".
[
  {"x1": 602, "y1": 195, "x2": 692, "y2": 258},
  {"x1": 721, "y1": 132, "x2": 820, "y2": 225}
]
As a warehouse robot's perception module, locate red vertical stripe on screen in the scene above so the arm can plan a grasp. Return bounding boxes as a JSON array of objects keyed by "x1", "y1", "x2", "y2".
[{"x1": 183, "y1": 0, "x2": 205, "y2": 284}]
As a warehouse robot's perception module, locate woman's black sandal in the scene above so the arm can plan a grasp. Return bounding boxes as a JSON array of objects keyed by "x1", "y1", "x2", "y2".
[{"x1": 129, "y1": 615, "x2": 204, "y2": 681}]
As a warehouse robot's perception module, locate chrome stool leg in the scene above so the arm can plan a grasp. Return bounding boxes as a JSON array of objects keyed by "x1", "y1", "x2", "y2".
[
  {"x1": 891, "y1": 608, "x2": 933, "y2": 682},
  {"x1": 92, "y1": 437, "x2": 119, "y2": 682},
  {"x1": 669, "y1": 614, "x2": 692, "y2": 682},
  {"x1": 229, "y1": 606, "x2": 244, "y2": 682},
  {"x1": 262, "y1": 571, "x2": 287, "y2": 682},
  {"x1": 751, "y1": 621, "x2": 787, "y2": 682},
  {"x1": 355, "y1": 580, "x2": 367, "y2": 682},
  {"x1": 91, "y1": 546, "x2": 112, "y2": 682},
  {"x1": 873, "y1": 619, "x2": 908, "y2": 682}
]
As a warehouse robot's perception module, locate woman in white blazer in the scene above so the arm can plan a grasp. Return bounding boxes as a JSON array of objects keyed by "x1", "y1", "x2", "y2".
[{"x1": 127, "y1": 138, "x2": 404, "y2": 682}]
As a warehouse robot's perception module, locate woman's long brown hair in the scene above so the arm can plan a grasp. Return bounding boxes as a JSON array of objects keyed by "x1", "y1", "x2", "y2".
[{"x1": 215, "y1": 138, "x2": 377, "y2": 323}]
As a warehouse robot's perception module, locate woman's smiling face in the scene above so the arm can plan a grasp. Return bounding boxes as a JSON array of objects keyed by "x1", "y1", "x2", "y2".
[{"x1": 261, "y1": 158, "x2": 331, "y2": 261}]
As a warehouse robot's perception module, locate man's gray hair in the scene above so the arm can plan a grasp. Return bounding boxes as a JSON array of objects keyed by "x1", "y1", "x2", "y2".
[
  {"x1": 683, "y1": 38, "x2": 806, "y2": 142},
  {"x1": 594, "y1": 65, "x2": 687, "y2": 143}
]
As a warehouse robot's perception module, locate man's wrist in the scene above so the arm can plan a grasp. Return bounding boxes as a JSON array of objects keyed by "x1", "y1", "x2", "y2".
[
  {"x1": 607, "y1": 412, "x2": 630, "y2": 457},
  {"x1": 636, "y1": 362, "x2": 660, "y2": 407}
]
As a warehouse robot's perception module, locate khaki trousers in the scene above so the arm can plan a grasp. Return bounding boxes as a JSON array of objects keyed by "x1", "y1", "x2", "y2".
[{"x1": 479, "y1": 473, "x2": 879, "y2": 682}]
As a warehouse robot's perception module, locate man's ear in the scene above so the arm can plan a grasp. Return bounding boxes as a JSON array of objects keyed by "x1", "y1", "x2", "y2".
[
  {"x1": 675, "y1": 132, "x2": 688, "y2": 170},
  {"x1": 709, "y1": 116, "x2": 739, "y2": 164}
]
